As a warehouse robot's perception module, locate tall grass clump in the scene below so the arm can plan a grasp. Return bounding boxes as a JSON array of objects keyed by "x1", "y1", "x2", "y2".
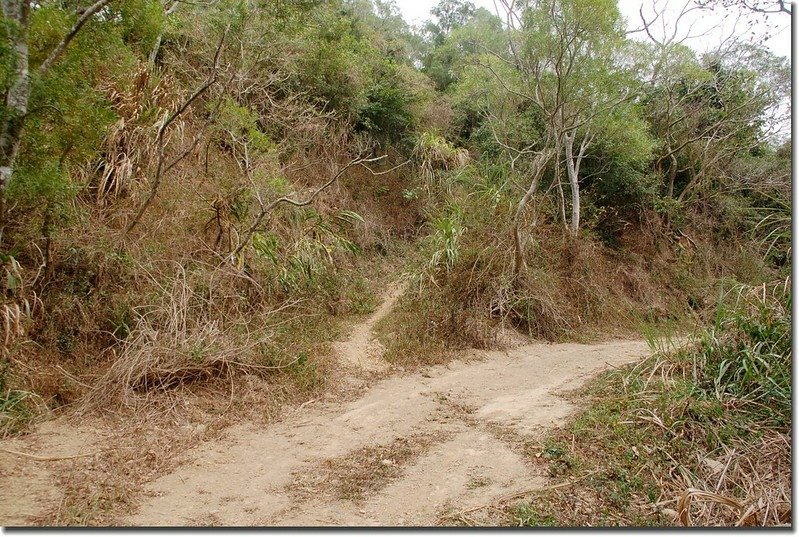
[
  {"x1": 83, "y1": 264, "x2": 288, "y2": 411},
  {"x1": 685, "y1": 278, "x2": 791, "y2": 429},
  {"x1": 412, "y1": 132, "x2": 469, "y2": 192}
]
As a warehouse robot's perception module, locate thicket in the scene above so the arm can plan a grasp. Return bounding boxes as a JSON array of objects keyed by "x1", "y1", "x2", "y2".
[
  {"x1": 381, "y1": 0, "x2": 790, "y2": 356},
  {"x1": 0, "y1": 0, "x2": 791, "y2": 442},
  {"x1": 0, "y1": 0, "x2": 431, "y2": 431}
]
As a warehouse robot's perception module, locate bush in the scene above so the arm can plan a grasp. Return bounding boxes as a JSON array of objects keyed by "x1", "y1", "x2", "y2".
[{"x1": 513, "y1": 277, "x2": 791, "y2": 527}]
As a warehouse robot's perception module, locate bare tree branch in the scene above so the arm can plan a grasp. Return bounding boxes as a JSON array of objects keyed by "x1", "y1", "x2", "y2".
[
  {"x1": 124, "y1": 24, "x2": 230, "y2": 236},
  {"x1": 231, "y1": 155, "x2": 387, "y2": 259}
]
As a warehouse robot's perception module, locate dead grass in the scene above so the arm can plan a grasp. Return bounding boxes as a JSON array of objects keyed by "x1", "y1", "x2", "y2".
[
  {"x1": 433, "y1": 393, "x2": 544, "y2": 467},
  {"x1": 498, "y1": 345, "x2": 791, "y2": 527},
  {"x1": 24, "y1": 324, "x2": 349, "y2": 526},
  {"x1": 288, "y1": 432, "x2": 450, "y2": 503},
  {"x1": 7, "y1": 241, "x2": 402, "y2": 525},
  {"x1": 375, "y1": 225, "x2": 680, "y2": 371},
  {"x1": 27, "y1": 413, "x2": 224, "y2": 526},
  {"x1": 81, "y1": 263, "x2": 289, "y2": 410},
  {"x1": 378, "y1": 150, "x2": 776, "y2": 371}
]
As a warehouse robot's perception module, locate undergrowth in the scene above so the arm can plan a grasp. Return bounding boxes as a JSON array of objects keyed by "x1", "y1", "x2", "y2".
[
  {"x1": 507, "y1": 277, "x2": 791, "y2": 527},
  {"x1": 374, "y1": 158, "x2": 742, "y2": 369}
]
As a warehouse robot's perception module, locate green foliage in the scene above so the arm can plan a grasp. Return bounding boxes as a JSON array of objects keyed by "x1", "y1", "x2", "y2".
[
  {"x1": 580, "y1": 106, "x2": 659, "y2": 238},
  {"x1": 297, "y1": 31, "x2": 367, "y2": 116},
  {"x1": 250, "y1": 207, "x2": 364, "y2": 296},
  {"x1": 425, "y1": 209, "x2": 465, "y2": 277},
  {"x1": 217, "y1": 98, "x2": 276, "y2": 154},
  {"x1": 513, "y1": 503, "x2": 557, "y2": 527},
  {"x1": 521, "y1": 0, "x2": 625, "y2": 104},
  {"x1": 4, "y1": 2, "x2": 144, "y2": 229},
  {"x1": 686, "y1": 279, "x2": 791, "y2": 428},
  {"x1": 0, "y1": 0, "x2": 790, "y2": 471},
  {"x1": 0, "y1": 388, "x2": 38, "y2": 437},
  {"x1": 509, "y1": 278, "x2": 791, "y2": 525},
  {"x1": 356, "y1": 63, "x2": 417, "y2": 140},
  {"x1": 107, "y1": 0, "x2": 165, "y2": 55}
]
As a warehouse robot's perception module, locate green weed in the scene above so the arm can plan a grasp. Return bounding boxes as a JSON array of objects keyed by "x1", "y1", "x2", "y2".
[
  {"x1": 513, "y1": 503, "x2": 557, "y2": 527},
  {"x1": 509, "y1": 278, "x2": 791, "y2": 526},
  {"x1": 0, "y1": 388, "x2": 42, "y2": 437}
]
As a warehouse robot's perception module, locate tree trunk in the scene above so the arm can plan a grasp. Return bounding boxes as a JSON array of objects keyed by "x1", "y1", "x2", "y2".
[
  {"x1": 0, "y1": 0, "x2": 111, "y2": 233},
  {"x1": 0, "y1": 0, "x2": 31, "y2": 231},
  {"x1": 512, "y1": 149, "x2": 553, "y2": 279},
  {"x1": 553, "y1": 146, "x2": 568, "y2": 232},
  {"x1": 667, "y1": 152, "x2": 677, "y2": 198},
  {"x1": 563, "y1": 131, "x2": 590, "y2": 237},
  {"x1": 148, "y1": 0, "x2": 180, "y2": 66}
]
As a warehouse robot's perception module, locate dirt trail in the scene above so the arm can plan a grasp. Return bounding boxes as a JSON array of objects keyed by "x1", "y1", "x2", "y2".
[
  {"x1": 0, "y1": 420, "x2": 105, "y2": 525},
  {"x1": 332, "y1": 281, "x2": 405, "y2": 372},
  {"x1": 123, "y1": 340, "x2": 649, "y2": 526},
  {"x1": 119, "y1": 284, "x2": 650, "y2": 526},
  {"x1": 1, "y1": 286, "x2": 652, "y2": 527}
]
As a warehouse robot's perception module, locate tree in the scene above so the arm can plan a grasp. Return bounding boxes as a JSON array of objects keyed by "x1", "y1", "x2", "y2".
[
  {"x1": 0, "y1": 0, "x2": 113, "y2": 230},
  {"x1": 430, "y1": 0, "x2": 476, "y2": 39},
  {"x1": 474, "y1": 0, "x2": 630, "y2": 275},
  {"x1": 639, "y1": 40, "x2": 788, "y2": 206},
  {"x1": 420, "y1": 0, "x2": 487, "y2": 91}
]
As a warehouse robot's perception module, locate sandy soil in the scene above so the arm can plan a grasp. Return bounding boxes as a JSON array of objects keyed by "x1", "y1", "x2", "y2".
[
  {"x1": 0, "y1": 285, "x2": 651, "y2": 527},
  {"x1": 0, "y1": 420, "x2": 105, "y2": 524}
]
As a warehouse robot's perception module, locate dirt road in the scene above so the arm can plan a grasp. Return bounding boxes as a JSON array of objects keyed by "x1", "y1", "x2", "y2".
[
  {"x1": 1, "y1": 286, "x2": 651, "y2": 526},
  {"x1": 123, "y1": 339, "x2": 648, "y2": 526}
]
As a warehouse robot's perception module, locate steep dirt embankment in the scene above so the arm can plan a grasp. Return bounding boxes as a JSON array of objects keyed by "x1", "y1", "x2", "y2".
[{"x1": 0, "y1": 284, "x2": 651, "y2": 526}]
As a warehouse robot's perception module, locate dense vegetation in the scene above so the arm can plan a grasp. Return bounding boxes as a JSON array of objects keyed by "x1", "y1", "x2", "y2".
[{"x1": 0, "y1": 0, "x2": 790, "y2": 526}]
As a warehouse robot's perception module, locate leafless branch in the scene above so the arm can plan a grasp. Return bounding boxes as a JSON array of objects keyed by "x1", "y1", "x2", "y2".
[
  {"x1": 124, "y1": 24, "x2": 230, "y2": 236},
  {"x1": 231, "y1": 155, "x2": 387, "y2": 258}
]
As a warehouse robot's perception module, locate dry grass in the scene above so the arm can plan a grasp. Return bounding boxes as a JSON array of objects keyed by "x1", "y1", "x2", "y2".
[
  {"x1": 80, "y1": 263, "x2": 285, "y2": 411},
  {"x1": 442, "y1": 383, "x2": 790, "y2": 528},
  {"x1": 375, "y1": 221, "x2": 682, "y2": 371},
  {"x1": 672, "y1": 433, "x2": 791, "y2": 526},
  {"x1": 499, "y1": 281, "x2": 791, "y2": 527},
  {"x1": 2, "y1": 27, "x2": 424, "y2": 432},
  {"x1": 3, "y1": 219, "x2": 404, "y2": 524},
  {"x1": 413, "y1": 132, "x2": 470, "y2": 188},
  {"x1": 288, "y1": 432, "x2": 450, "y2": 502},
  {"x1": 87, "y1": 62, "x2": 180, "y2": 206},
  {"x1": 26, "y1": 413, "x2": 225, "y2": 525},
  {"x1": 508, "y1": 426, "x2": 791, "y2": 527}
]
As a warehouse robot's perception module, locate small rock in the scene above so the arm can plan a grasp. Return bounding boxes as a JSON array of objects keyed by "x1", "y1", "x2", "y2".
[
  {"x1": 700, "y1": 456, "x2": 725, "y2": 475},
  {"x1": 662, "y1": 508, "x2": 678, "y2": 520}
]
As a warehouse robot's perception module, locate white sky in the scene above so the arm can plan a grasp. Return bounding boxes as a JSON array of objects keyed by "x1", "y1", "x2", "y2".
[{"x1": 394, "y1": 0, "x2": 792, "y2": 60}]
